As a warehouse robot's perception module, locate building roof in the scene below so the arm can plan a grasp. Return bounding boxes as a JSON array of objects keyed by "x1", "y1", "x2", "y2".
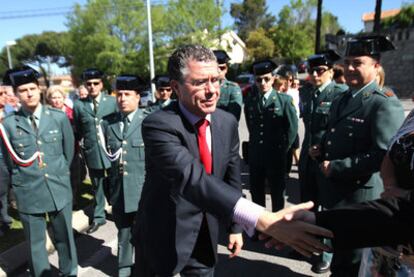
[{"x1": 362, "y1": 8, "x2": 400, "y2": 22}]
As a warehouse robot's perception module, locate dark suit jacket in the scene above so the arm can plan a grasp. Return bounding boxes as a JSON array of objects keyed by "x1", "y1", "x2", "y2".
[
  {"x1": 316, "y1": 193, "x2": 414, "y2": 250},
  {"x1": 136, "y1": 102, "x2": 243, "y2": 275}
]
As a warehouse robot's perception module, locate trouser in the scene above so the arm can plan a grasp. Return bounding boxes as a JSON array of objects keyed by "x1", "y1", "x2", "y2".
[
  {"x1": 113, "y1": 200, "x2": 136, "y2": 277},
  {"x1": 330, "y1": 248, "x2": 362, "y2": 277},
  {"x1": 298, "y1": 158, "x2": 320, "y2": 211},
  {"x1": 70, "y1": 153, "x2": 81, "y2": 207},
  {"x1": 19, "y1": 203, "x2": 78, "y2": 277},
  {"x1": 249, "y1": 163, "x2": 286, "y2": 212},
  {"x1": 0, "y1": 163, "x2": 12, "y2": 226},
  {"x1": 89, "y1": 169, "x2": 107, "y2": 224}
]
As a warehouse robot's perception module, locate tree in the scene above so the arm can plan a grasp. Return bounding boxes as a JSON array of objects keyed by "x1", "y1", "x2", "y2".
[
  {"x1": 245, "y1": 28, "x2": 275, "y2": 60},
  {"x1": 382, "y1": 4, "x2": 414, "y2": 29},
  {"x1": 230, "y1": 0, "x2": 276, "y2": 41},
  {"x1": 66, "y1": 0, "x2": 222, "y2": 84},
  {"x1": 0, "y1": 31, "x2": 69, "y2": 86}
]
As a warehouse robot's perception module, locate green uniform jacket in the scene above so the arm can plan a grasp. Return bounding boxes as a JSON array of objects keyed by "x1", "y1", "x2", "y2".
[
  {"x1": 0, "y1": 107, "x2": 74, "y2": 214},
  {"x1": 244, "y1": 87, "x2": 298, "y2": 166},
  {"x1": 319, "y1": 81, "x2": 405, "y2": 208},
  {"x1": 299, "y1": 82, "x2": 347, "y2": 174},
  {"x1": 146, "y1": 99, "x2": 174, "y2": 114},
  {"x1": 103, "y1": 110, "x2": 146, "y2": 213},
  {"x1": 73, "y1": 94, "x2": 117, "y2": 170},
  {"x1": 217, "y1": 79, "x2": 243, "y2": 121}
]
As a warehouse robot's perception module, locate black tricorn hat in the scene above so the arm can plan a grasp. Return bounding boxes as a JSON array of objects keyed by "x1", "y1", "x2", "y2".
[
  {"x1": 115, "y1": 74, "x2": 145, "y2": 93},
  {"x1": 3, "y1": 66, "x2": 40, "y2": 87},
  {"x1": 213, "y1": 50, "x2": 231, "y2": 64},
  {"x1": 151, "y1": 75, "x2": 171, "y2": 88},
  {"x1": 308, "y1": 50, "x2": 341, "y2": 68},
  {"x1": 252, "y1": 60, "x2": 277, "y2": 76},
  {"x1": 345, "y1": 35, "x2": 395, "y2": 57},
  {"x1": 81, "y1": 68, "x2": 104, "y2": 81}
]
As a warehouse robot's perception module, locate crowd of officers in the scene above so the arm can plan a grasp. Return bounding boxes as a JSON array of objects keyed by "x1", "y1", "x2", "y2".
[{"x1": 0, "y1": 34, "x2": 408, "y2": 277}]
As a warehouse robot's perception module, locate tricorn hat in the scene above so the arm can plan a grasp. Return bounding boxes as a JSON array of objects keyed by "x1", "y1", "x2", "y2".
[
  {"x1": 252, "y1": 60, "x2": 277, "y2": 76},
  {"x1": 151, "y1": 75, "x2": 171, "y2": 88},
  {"x1": 115, "y1": 74, "x2": 145, "y2": 93},
  {"x1": 345, "y1": 35, "x2": 395, "y2": 57},
  {"x1": 308, "y1": 50, "x2": 341, "y2": 68},
  {"x1": 2, "y1": 66, "x2": 40, "y2": 88},
  {"x1": 213, "y1": 50, "x2": 231, "y2": 65},
  {"x1": 81, "y1": 68, "x2": 104, "y2": 81}
]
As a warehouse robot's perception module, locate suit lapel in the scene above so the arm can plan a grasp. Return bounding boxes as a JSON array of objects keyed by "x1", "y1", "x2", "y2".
[
  {"x1": 110, "y1": 113, "x2": 123, "y2": 141},
  {"x1": 15, "y1": 111, "x2": 35, "y2": 136},
  {"x1": 38, "y1": 107, "x2": 51, "y2": 136},
  {"x1": 84, "y1": 98, "x2": 95, "y2": 117},
  {"x1": 211, "y1": 112, "x2": 224, "y2": 175},
  {"x1": 124, "y1": 110, "x2": 144, "y2": 139},
  {"x1": 176, "y1": 103, "x2": 199, "y2": 161}
]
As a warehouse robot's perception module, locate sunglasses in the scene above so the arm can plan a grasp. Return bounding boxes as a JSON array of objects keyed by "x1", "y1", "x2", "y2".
[
  {"x1": 86, "y1": 81, "x2": 101, "y2": 86},
  {"x1": 308, "y1": 67, "x2": 328, "y2": 76},
  {"x1": 256, "y1": 76, "x2": 272, "y2": 83}
]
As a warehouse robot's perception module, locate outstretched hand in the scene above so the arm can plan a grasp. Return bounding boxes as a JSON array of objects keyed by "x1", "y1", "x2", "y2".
[{"x1": 255, "y1": 202, "x2": 333, "y2": 257}]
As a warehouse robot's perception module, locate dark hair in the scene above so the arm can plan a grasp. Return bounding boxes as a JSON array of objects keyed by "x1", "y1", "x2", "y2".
[{"x1": 167, "y1": 45, "x2": 217, "y2": 82}]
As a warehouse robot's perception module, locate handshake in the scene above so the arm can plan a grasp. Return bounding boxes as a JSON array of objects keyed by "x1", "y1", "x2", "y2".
[{"x1": 255, "y1": 202, "x2": 333, "y2": 257}]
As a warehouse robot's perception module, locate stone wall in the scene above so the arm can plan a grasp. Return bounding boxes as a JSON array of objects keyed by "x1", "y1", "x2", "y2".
[{"x1": 381, "y1": 28, "x2": 414, "y2": 98}]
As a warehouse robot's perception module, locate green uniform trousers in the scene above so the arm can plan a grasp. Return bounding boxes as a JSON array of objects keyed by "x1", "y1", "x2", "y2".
[
  {"x1": 19, "y1": 203, "x2": 77, "y2": 277},
  {"x1": 89, "y1": 169, "x2": 107, "y2": 225}
]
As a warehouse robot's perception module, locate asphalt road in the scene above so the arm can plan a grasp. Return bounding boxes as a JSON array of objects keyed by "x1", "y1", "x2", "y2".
[{"x1": 14, "y1": 99, "x2": 414, "y2": 277}]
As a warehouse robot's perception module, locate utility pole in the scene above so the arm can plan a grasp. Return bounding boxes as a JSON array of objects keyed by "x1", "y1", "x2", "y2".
[
  {"x1": 315, "y1": 0, "x2": 323, "y2": 53},
  {"x1": 146, "y1": 0, "x2": 156, "y2": 101}
]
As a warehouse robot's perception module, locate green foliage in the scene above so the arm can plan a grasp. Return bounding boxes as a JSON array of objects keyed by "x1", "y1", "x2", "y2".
[
  {"x1": 230, "y1": 0, "x2": 276, "y2": 41},
  {"x1": 245, "y1": 28, "x2": 275, "y2": 60},
  {"x1": 382, "y1": 4, "x2": 414, "y2": 29}
]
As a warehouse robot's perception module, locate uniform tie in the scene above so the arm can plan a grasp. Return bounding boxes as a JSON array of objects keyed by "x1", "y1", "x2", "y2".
[
  {"x1": 122, "y1": 116, "x2": 129, "y2": 136},
  {"x1": 196, "y1": 118, "x2": 212, "y2": 174},
  {"x1": 29, "y1": 115, "x2": 38, "y2": 134},
  {"x1": 93, "y1": 99, "x2": 99, "y2": 114}
]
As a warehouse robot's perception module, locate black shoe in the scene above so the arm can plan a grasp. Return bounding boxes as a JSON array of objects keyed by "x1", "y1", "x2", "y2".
[
  {"x1": 311, "y1": 261, "x2": 330, "y2": 274},
  {"x1": 86, "y1": 222, "x2": 105, "y2": 234}
]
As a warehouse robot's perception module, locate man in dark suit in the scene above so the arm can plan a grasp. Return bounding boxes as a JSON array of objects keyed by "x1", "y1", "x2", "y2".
[
  {"x1": 316, "y1": 35, "x2": 405, "y2": 276},
  {"x1": 102, "y1": 75, "x2": 147, "y2": 277},
  {"x1": 73, "y1": 68, "x2": 117, "y2": 233},
  {"x1": 1, "y1": 67, "x2": 77, "y2": 276},
  {"x1": 134, "y1": 45, "x2": 333, "y2": 276}
]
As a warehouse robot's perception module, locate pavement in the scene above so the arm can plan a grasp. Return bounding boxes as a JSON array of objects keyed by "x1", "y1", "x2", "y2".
[{"x1": 1, "y1": 98, "x2": 413, "y2": 276}]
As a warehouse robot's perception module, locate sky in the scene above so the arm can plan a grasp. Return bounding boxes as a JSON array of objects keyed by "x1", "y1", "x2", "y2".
[{"x1": 0, "y1": 0, "x2": 411, "y2": 50}]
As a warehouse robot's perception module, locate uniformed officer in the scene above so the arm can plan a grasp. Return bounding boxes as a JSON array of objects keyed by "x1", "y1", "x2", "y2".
[
  {"x1": 317, "y1": 36, "x2": 405, "y2": 276},
  {"x1": 244, "y1": 60, "x2": 298, "y2": 212},
  {"x1": 147, "y1": 75, "x2": 173, "y2": 113},
  {"x1": 0, "y1": 67, "x2": 77, "y2": 276},
  {"x1": 101, "y1": 75, "x2": 146, "y2": 276},
  {"x1": 298, "y1": 50, "x2": 348, "y2": 274},
  {"x1": 73, "y1": 68, "x2": 117, "y2": 234},
  {"x1": 213, "y1": 50, "x2": 243, "y2": 121}
]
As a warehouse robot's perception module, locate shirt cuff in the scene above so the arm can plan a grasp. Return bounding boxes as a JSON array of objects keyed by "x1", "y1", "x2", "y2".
[{"x1": 233, "y1": 197, "x2": 265, "y2": 237}]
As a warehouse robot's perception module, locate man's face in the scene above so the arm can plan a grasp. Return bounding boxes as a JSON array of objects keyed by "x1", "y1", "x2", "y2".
[
  {"x1": 0, "y1": 86, "x2": 8, "y2": 108},
  {"x1": 172, "y1": 59, "x2": 220, "y2": 117},
  {"x1": 255, "y1": 73, "x2": 274, "y2": 94},
  {"x1": 85, "y1": 78, "x2": 103, "y2": 98},
  {"x1": 48, "y1": 91, "x2": 65, "y2": 109},
  {"x1": 116, "y1": 90, "x2": 140, "y2": 114},
  {"x1": 218, "y1": 63, "x2": 227, "y2": 79},
  {"x1": 156, "y1": 86, "x2": 173, "y2": 101},
  {"x1": 344, "y1": 56, "x2": 379, "y2": 89},
  {"x1": 309, "y1": 66, "x2": 332, "y2": 87},
  {"x1": 16, "y1": 82, "x2": 41, "y2": 111}
]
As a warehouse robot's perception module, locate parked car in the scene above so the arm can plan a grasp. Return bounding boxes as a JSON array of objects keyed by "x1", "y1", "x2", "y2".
[{"x1": 235, "y1": 73, "x2": 255, "y2": 97}]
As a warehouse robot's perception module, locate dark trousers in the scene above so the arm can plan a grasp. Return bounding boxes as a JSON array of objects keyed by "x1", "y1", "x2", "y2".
[
  {"x1": 298, "y1": 158, "x2": 320, "y2": 209},
  {"x1": 89, "y1": 169, "x2": 107, "y2": 224},
  {"x1": 113, "y1": 200, "x2": 136, "y2": 277},
  {"x1": 330, "y1": 248, "x2": 362, "y2": 277},
  {"x1": 19, "y1": 203, "x2": 78, "y2": 277},
  {"x1": 249, "y1": 163, "x2": 286, "y2": 212}
]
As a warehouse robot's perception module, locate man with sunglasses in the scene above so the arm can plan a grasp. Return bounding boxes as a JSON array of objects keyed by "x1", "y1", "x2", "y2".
[
  {"x1": 102, "y1": 75, "x2": 147, "y2": 277},
  {"x1": 73, "y1": 68, "x2": 117, "y2": 234},
  {"x1": 148, "y1": 75, "x2": 174, "y2": 112},
  {"x1": 316, "y1": 36, "x2": 405, "y2": 276},
  {"x1": 244, "y1": 60, "x2": 298, "y2": 214},
  {"x1": 298, "y1": 50, "x2": 348, "y2": 273},
  {"x1": 0, "y1": 67, "x2": 78, "y2": 276},
  {"x1": 213, "y1": 50, "x2": 243, "y2": 121}
]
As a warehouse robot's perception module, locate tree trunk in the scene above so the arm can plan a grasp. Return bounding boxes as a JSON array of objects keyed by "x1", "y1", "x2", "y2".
[
  {"x1": 315, "y1": 0, "x2": 323, "y2": 53},
  {"x1": 373, "y1": 0, "x2": 382, "y2": 33}
]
